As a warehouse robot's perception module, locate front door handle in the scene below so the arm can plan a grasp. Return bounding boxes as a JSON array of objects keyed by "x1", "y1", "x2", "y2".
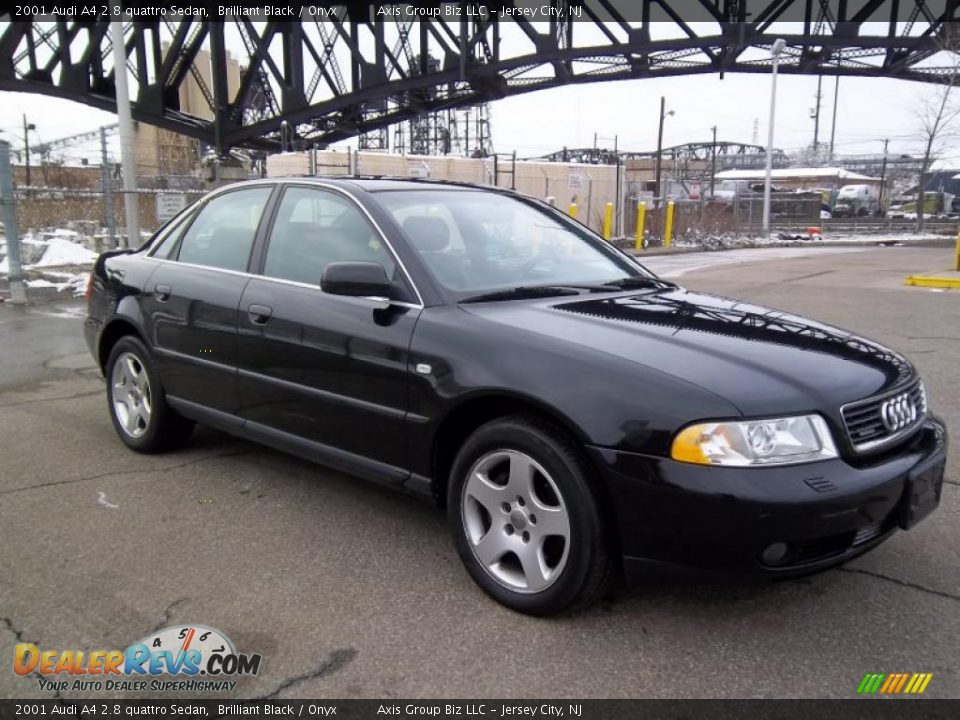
[
  {"x1": 248, "y1": 304, "x2": 273, "y2": 324},
  {"x1": 155, "y1": 284, "x2": 172, "y2": 301}
]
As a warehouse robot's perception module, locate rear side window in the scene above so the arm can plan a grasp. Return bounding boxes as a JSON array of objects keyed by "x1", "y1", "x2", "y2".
[
  {"x1": 150, "y1": 208, "x2": 195, "y2": 259},
  {"x1": 175, "y1": 187, "x2": 272, "y2": 272},
  {"x1": 263, "y1": 186, "x2": 395, "y2": 285}
]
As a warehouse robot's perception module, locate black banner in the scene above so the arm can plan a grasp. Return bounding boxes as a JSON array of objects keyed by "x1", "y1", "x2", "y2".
[
  {"x1": 2, "y1": 700, "x2": 960, "y2": 720},
  {"x1": 2, "y1": 0, "x2": 953, "y2": 23}
]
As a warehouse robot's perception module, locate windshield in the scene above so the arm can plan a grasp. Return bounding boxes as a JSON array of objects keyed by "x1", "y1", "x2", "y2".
[{"x1": 375, "y1": 189, "x2": 649, "y2": 298}]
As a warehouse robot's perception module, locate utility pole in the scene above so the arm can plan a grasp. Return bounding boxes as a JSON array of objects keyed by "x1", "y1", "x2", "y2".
[
  {"x1": 829, "y1": 69, "x2": 840, "y2": 161},
  {"x1": 111, "y1": 16, "x2": 139, "y2": 248},
  {"x1": 0, "y1": 141, "x2": 27, "y2": 304},
  {"x1": 710, "y1": 125, "x2": 718, "y2": 197},
  {"x1": 813, "y1": 74, "x2": 822, "y2": 150},
  {"x1": 22, "y1": 115, "x2": 35, "y2": 186},
  {"x1": 878, "y1": 138, "x2": 890, "y2": 214},
  {"x1": 100, "y1": 126, "x2": 116, "y2": 249}
]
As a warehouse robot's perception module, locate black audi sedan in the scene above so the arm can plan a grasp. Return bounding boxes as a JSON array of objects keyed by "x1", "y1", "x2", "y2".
[{"x1": 84, "y1": 178, "x2": 948, "y2": 615}]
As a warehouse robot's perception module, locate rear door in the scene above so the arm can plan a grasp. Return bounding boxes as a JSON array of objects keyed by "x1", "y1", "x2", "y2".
[
  {"x1": 142, "y1": 185, "x2": 274, "y2": 416},
  {"x1": 236, "y1": 184, "x2": 421, "y2": 480}
]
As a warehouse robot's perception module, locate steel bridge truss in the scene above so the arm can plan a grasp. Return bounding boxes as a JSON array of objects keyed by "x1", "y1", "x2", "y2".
[
  {"x1": 534, "y1": 141, "x2": 791, "y2": 167},
  {"x1": 0, "y1": 1, "x2": 957, "y2": 152}
]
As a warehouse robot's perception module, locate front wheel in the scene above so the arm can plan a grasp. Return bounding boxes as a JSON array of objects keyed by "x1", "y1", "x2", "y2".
[
  {"x1": 106, "y1": 336, "x2": 193, "y2": 453},
  {"x1": 448, "y1": 416, "x2": 614, "y2": 615}
]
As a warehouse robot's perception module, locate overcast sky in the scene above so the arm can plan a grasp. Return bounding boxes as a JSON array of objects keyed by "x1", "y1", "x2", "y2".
[{"x1": 0, "y1": 20, "x2": 955, "y2": 169}]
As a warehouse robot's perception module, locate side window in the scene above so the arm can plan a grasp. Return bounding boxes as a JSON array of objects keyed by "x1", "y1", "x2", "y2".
[
  {"x1": 149, "y1": 208, "x2": 194, "y2": 259},
  {"x1": 175, "y1": 187, "x2": 272, "y2": 272},
  {"x1": 263, "y1": 187, "x2": 396, "y2": 286}
]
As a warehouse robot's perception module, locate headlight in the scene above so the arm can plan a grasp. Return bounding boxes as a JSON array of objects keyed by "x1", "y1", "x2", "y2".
[{"x1": 671, "y1": 414, "x2": 838, "y2": 467}]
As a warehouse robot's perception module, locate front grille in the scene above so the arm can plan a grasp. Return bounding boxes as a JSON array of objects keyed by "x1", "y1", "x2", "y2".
[
  {"x1": 842, "y1": 379, "x2": 926, "y2": 453},
  {"x1": 852, "y1": 521, "x2": 885, "y2": 546},
  {"x1": 794, "y1": 532, "x2": 854, "y2": 564}
]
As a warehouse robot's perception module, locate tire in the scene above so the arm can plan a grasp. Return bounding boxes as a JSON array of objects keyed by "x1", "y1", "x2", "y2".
[
  {"x1": 447, "y1": 415, "x2": 614, "y2": 615},
  {"x1": 105, "y1": 335, "x2": 193, "y2": 453}
]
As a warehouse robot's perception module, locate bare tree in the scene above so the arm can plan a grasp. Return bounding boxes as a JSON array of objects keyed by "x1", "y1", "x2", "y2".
[{"x1": 913, "y1": 41, "x2": 960, "y2": 232}]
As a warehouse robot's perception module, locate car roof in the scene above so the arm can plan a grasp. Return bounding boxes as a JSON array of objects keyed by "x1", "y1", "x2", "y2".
[{"x1": 266, "y1": 176, "x2": 507, "y2": 193}]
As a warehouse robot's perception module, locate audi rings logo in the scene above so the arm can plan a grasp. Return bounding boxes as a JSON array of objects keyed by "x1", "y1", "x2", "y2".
[{"x1": 881, "y1": 393, "x2": 918, "y2": 432}]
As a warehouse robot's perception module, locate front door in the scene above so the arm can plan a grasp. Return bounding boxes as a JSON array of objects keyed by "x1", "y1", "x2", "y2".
[{"x1": 236, "y1": 185, "x2": 421, "y2": 479}]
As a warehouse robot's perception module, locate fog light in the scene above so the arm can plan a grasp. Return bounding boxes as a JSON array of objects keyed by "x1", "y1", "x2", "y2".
[{"x1": 761, "y1": 542, "x2": 789, "y2": 566}]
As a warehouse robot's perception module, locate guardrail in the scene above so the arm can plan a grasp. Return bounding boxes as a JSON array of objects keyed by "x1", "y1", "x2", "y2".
[{"x1": 766, "y1": 218, "x2": 959, "y2": 234}]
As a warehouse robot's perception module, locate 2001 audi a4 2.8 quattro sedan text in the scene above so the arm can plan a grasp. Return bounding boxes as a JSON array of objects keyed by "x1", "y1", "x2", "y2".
[{"x1": 84, "y1": 178, "x2": 948, "y2": 615}]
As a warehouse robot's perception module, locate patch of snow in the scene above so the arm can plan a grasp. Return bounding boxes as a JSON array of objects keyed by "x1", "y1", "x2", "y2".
[
  {"x1": 820, "y1": 232, "x2": 943, "y2": 244},
  {"x1": 714, "y1": 167, "x2": 878, "y2": 182},
  {"x1": 28, "y1": 236, "x2": 98, "y2": 268},
  {"x1": 24, "y1": 271, "x2": 89, "y2": 296},
  {"x1": 45, "y1": 228, "x2": 81, "y2": 239}
]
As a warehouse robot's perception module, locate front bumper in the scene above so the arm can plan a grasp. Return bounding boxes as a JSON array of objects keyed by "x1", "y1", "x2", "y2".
[{"x1": 586, "y1": 416, "x2": 948, "y2": 582}]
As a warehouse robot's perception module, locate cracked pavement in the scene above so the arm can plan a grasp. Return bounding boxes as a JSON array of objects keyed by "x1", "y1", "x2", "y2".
[{"x1": 0, "y1": 245, "x2": 957, "y2": 699}]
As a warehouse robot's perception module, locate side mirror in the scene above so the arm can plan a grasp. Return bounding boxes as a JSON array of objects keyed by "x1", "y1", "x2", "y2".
[{"x1": 321, "y1": 262, "x2": 392, "y2": 299}]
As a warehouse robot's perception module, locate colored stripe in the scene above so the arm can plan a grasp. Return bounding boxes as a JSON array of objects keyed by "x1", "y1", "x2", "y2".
[
  {"x1": 868, "y1": 673, "x2": 885, "y2": 693},
  {"x1": 904, "y1": 674, "x2": 920, "y2": 693},
  {"x1": 880, "y1": 674, "x2": 897, "y2": 693},
  {"x1": 886, "y1": 673, "x2": 904, "y2": 693},
  {"x1": 856, "y1": 674, "x2": 874, "y2": 693},
  {"x1": 917, "y1": 673, "x2": 933, "y2": 694},
  {"x1": 893, "y1": 673, "x2": 910, "y2": 693}
]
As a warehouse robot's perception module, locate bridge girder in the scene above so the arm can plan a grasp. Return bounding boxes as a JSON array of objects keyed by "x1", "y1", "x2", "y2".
[{"x1": 0, "y1": 2, "x2": 957, "y2": 151}]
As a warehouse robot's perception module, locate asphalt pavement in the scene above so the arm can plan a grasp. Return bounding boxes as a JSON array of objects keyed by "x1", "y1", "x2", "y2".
[{"x1": 0, "y1": 245, "x2": 956, "y2": 699}]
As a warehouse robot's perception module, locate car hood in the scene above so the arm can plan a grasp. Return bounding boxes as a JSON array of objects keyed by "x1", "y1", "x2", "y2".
[{"x1": 462, "y1": 286, "x2": 913, "y2": 417}]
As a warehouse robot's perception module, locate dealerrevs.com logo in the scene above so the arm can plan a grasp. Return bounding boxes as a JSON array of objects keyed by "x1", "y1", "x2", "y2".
[{"x1": 14, "y1": 624, "x2": 262, "y2": 694}]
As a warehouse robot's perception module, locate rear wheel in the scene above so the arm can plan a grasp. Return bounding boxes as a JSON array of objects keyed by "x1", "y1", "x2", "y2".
[
  {"x1": 448, "y1": 416, "x2": 614, "y2": 615},
  {"x1": 106, "y1": 336, "x2": 193, "y2": 453}
]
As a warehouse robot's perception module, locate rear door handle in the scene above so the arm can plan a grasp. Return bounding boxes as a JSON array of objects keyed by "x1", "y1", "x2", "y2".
[
  {"x1": 248, "y1": 304, "x2": 273, "y2": 324},
  {"x1": 154, "y1": 284, "x2": 172, "y2": 301}
]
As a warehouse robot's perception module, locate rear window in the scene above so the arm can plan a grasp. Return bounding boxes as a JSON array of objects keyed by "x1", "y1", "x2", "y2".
[{"x1": 175, "y1": 187, "x2": 272, "y2": 272}]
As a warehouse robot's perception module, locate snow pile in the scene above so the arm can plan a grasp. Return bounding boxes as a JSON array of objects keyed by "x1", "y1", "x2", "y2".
[
  {"x1": 24, "y1": 272, "x2": 89, "y2": 296},
  {"x1": 29, "y1": 236, "x2": 98, "y2": 267},
  {"x1": 1, "y1": 227, "x2": 99, "y2": 297}
]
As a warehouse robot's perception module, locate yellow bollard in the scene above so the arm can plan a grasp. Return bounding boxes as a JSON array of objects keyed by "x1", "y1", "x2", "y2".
[
  {"x1": 603, "y1": 202, "x2": 613, "y2": 240},
  {"x1": 663, "y1": 200, "x2": 675, "y2": 248},
  {"x1": 635, "y1": 202, "x2": 646, "y2": 251},
  {"x1": 569, "y1": 203, "x2": 578, "y2": 219}
]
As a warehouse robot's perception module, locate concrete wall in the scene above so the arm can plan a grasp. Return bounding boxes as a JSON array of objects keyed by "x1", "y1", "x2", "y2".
[{"x1": 267, "y1": 150, "x2": 623, "y2": 234}]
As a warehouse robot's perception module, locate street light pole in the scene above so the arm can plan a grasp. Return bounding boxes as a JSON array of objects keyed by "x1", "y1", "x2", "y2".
[
  {"x1": 710, "y1": 125, "x2": 717, "y2": 198},
  {"x1": 762, "y1": 38, "x2": 786, "y2": 237},
  {"x1": 654, "y1": 96, "x2": 666, "y2": 207},
  {"x1": 111, "y1": 17, "x2": 139, "y2": 248},
  {"x1": 22, "y1": 115, "x2": 35, "y2": 185}
]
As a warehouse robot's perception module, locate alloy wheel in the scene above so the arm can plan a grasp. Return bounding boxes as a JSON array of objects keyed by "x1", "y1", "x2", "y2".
[
  {"x1": 111, "y1": 351, "x2": 152, "y2": 438},
  {"x1": 461, "y1": 449, "x2": 571, "y2": 593}
]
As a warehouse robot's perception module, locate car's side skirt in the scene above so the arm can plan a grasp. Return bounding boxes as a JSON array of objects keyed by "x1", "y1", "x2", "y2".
[{"x1": 166, "y1": 395, "x2": 426, "y2": 493}]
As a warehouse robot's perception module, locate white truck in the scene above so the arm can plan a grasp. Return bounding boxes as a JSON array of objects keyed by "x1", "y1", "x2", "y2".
[{"x1": 832, "y1": 184, "x2": 880, "y2": 217}]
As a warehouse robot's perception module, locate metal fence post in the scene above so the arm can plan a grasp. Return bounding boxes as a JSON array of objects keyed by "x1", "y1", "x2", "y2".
[
  {"x1": 0, "y1": 140, "x2": 27, "y2": 304},
  {"x1": 100, "y1": 126, "x2": 116, "y2": 250}
]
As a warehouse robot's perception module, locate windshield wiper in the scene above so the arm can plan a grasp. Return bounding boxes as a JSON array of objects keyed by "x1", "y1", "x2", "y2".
[
  {"x1": 460, "y1": 285, "x2": 585, "y2": 303},
  {"x1": 602, "y1": 276, "x2": 678, "y2": 290}
]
